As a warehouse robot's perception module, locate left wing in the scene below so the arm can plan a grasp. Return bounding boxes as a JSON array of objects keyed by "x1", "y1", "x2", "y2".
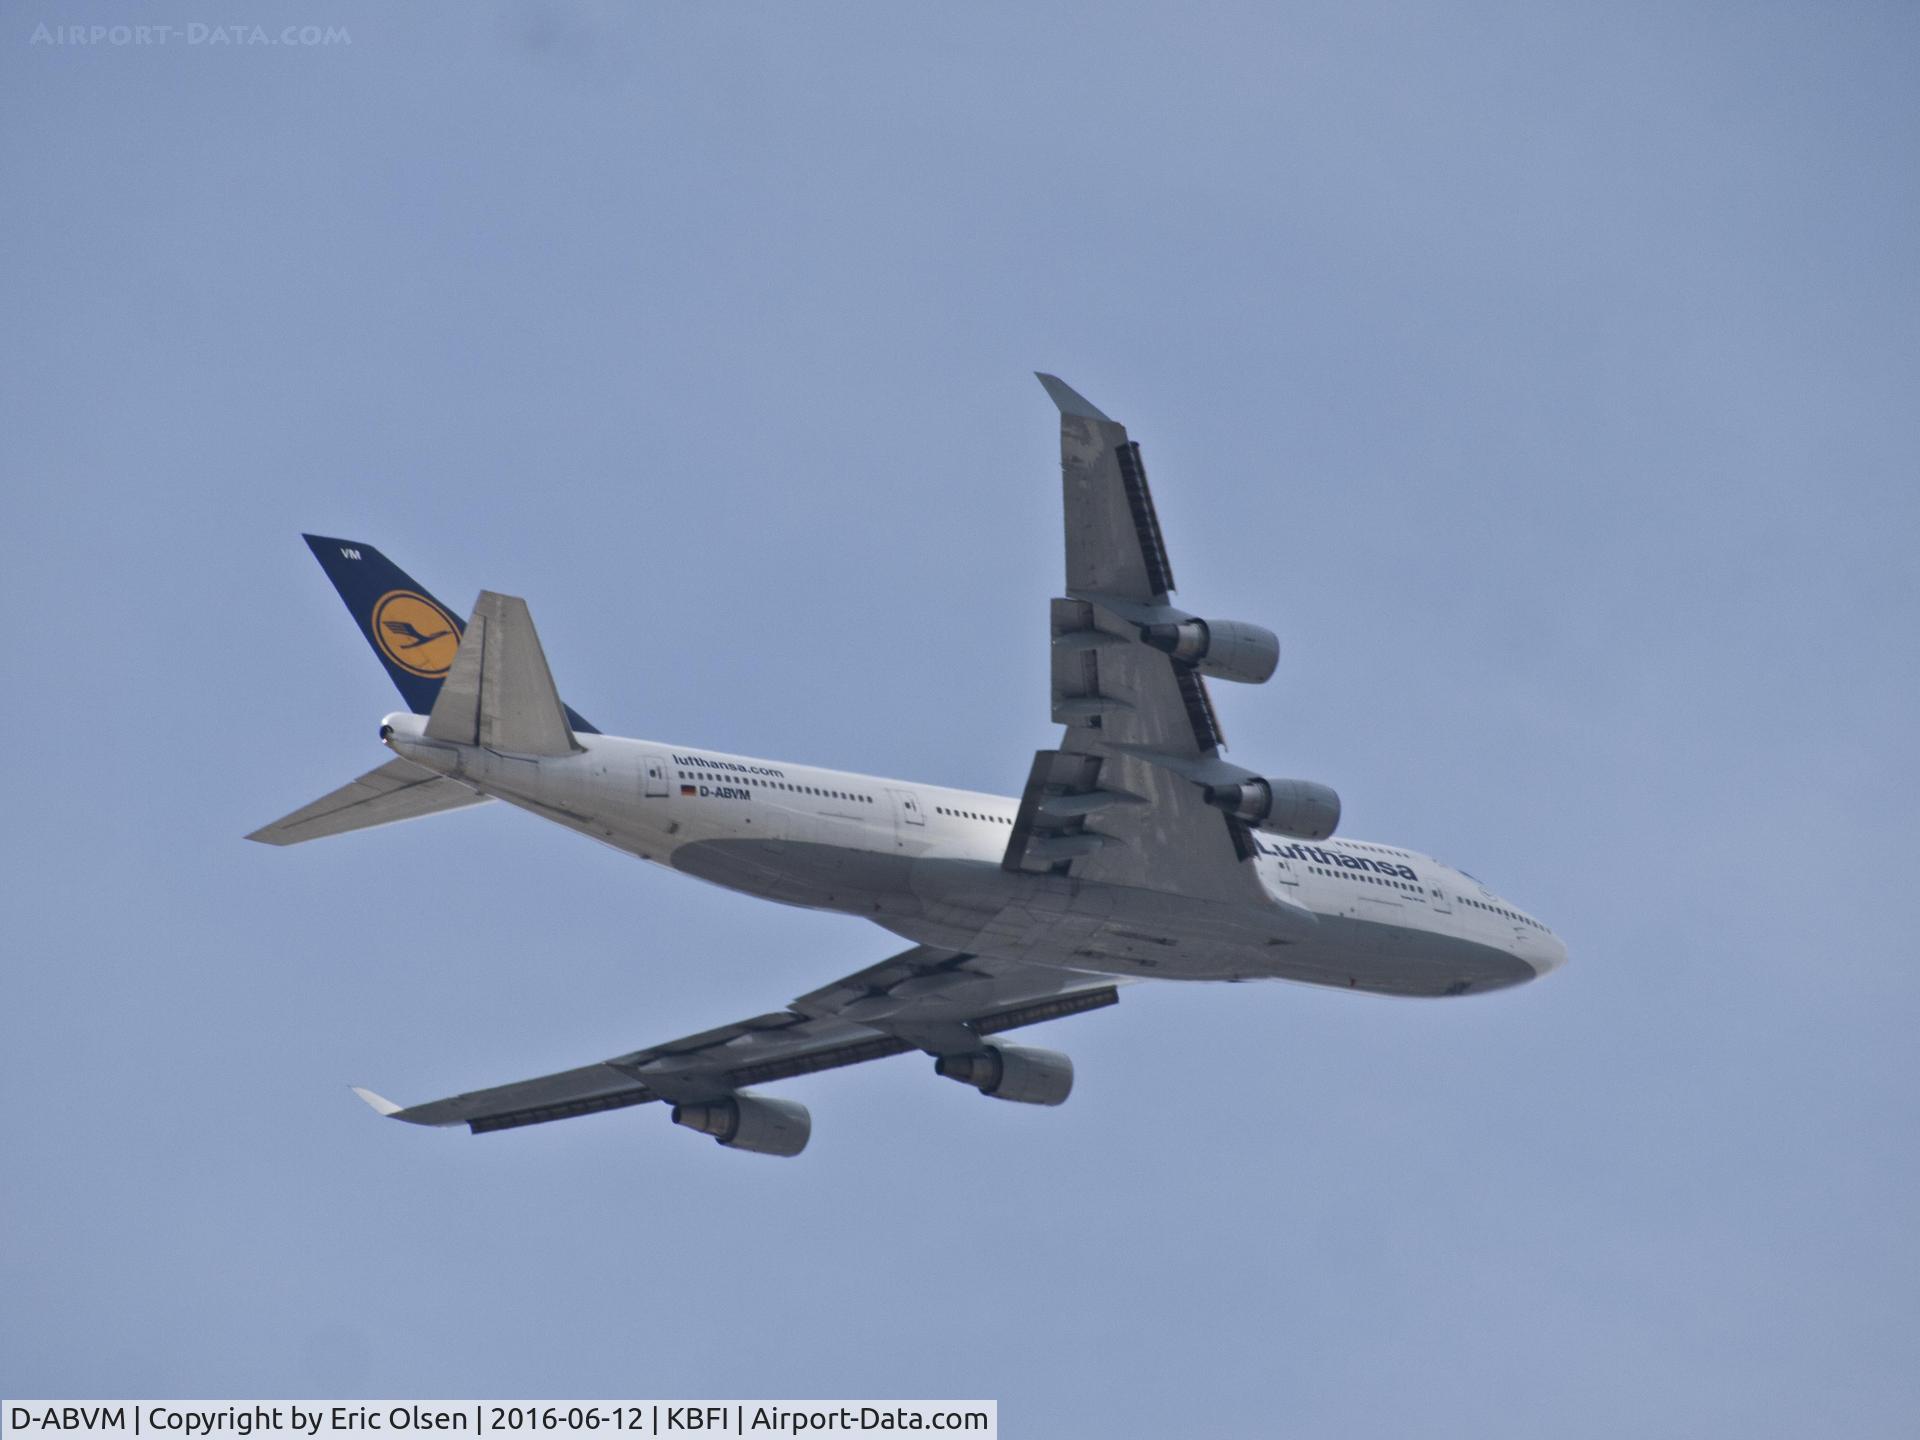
[
  {"x1": 1004, "y1": 376, "x2": 1269, "y2": 902},
  {"x1": 356, "y1": 946, "x2": 1121, "y2": 1147}
]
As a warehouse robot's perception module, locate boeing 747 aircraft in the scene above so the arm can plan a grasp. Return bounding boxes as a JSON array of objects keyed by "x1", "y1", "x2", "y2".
[{"x1": 251, "y1": 375, "x2": 1565, "y2": 1156}]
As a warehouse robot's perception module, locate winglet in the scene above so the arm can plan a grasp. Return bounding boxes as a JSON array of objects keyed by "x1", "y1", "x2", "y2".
[
  {"x1": 1035, "y1": 373, "x2": 1112, "y2": 423},
  {"x1": 351, "y1": 1086, "x2": 403, "y2": 1118}
]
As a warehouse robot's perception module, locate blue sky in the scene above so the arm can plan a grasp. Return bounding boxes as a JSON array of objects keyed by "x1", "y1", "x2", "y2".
[{"x1": 3, "y1": 3, "x2": 1916, "y2": 1434}]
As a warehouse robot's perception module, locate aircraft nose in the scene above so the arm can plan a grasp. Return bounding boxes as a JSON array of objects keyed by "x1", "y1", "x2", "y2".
[{"x1": 1532, "y1": 930, "x2": 1569, "y2": 978}]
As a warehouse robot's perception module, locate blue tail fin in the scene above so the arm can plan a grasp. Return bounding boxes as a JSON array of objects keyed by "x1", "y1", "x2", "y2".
[{"x1": 302, "y1": 534, "x2": 598, "y2": 733}]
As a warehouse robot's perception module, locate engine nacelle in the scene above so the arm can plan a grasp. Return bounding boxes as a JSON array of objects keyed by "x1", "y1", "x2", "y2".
[
  {"x1": 1204, "y1": 777, "x2": 1341, "y2": 841},
  {"x1": 670, "y1": 1093, "x2": 812, "y2": 1157},
  {"x1": 934, "y1": 1044, "x2": 1073, "y2": 1106},
  {"x1": 1140, "y1": 618, "x2": 1279, "y2": 684}
]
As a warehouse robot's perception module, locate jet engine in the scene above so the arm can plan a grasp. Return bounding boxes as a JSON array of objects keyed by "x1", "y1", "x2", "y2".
[
  {"x1": 670, "y1": 1093, "x2": 812, "y2": 1156},
  {"x1": 1140, "y1": 618, "x2": 1279, "y2": 684},
  {"x1": 934, "y1": 1044, "x2": 1074, "y2": 1106},
  {"x1": 1204, "y1": 777, "x2": 1341, "y2": 841}
]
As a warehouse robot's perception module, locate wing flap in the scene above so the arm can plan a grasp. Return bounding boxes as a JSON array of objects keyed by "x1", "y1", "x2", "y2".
[{"x1": 1003, "y1": 749, "x2": 1105, "y2": 875}]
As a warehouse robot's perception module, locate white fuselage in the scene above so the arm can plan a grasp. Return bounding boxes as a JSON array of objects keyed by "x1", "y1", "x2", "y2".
[{"x1": 382, "y1": 714, "x2": 1565, "y2": 998}]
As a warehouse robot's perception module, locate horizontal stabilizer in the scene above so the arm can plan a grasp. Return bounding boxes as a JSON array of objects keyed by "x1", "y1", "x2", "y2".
[
  {"x1": 426, "y1": 591, "x2": 581, "y2": 758},
  {"x1": 246, "y1": 758, "x2": 490, "y2": 846}
]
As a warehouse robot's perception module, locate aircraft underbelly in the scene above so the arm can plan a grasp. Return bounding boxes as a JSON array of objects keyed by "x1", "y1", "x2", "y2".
[
  {"x1": 667, "y1": 837, "x2": 1532, "y2": 994},
  {"x1": 391, "y1": 760, "x2": 1537, "y2": 998},
  {"x1": 670, "y1": 836, "x2": 917, "y2": 909}
]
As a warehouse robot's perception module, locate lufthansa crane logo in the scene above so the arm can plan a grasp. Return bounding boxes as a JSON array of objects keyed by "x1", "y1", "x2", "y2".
[{"x1": 371, "y1": 590, "x2": 460, "y2": 678}]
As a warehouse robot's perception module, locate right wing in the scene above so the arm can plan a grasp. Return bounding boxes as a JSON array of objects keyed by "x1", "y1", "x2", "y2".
[{"x1": 359, "y1": 945, "x2": 1121, "y2": 1134}]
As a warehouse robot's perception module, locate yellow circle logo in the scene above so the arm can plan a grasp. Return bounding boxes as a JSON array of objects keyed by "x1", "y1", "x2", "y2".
[{"x1": 371, "y1": 590, "x2": 461, "y2": 677}]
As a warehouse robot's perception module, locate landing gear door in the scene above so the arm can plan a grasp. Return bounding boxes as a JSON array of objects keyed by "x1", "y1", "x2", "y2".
[{"x1": 642, "y1": 753, "x2": 670, "y2": 798}]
